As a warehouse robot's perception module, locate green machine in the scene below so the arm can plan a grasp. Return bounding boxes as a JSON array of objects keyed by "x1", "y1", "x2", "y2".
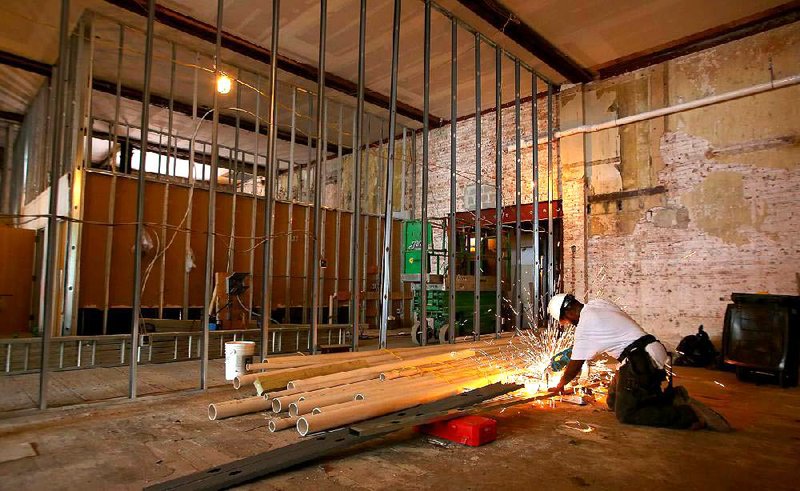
[{"x1": 401, "y1": 220, "x2": 504, "y2": 344}]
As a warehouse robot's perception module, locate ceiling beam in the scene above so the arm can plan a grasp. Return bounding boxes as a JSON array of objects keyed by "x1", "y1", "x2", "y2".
[
  {"x1": 0, "y1": 49, "x2": 348, "y2": 156},
  {"x1": 0, "y1": 111, "x2": 25, "y2": 124},
  {"x1": 103, "y1": 0, "x2": 441, "y2": 126},
  {"x1": 0, "y1": 50, "x2": 52, "y2": 77},
  {"x1": 594, "y1": 3, "x2": 800, "y2": 79},
  {"x1": 92, "y1": 78, "x2": 347, "y2": 156},
  {"x1": 453, "y1": 0, "x2": 593, "y2": 83}
]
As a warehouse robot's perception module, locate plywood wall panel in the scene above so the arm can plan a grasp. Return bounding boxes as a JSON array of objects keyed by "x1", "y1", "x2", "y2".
[
  {"x1": 78, "y1": 172, "x2": 112, "y2": 308},
  {"x1": 0, "y1": 226, "x2": 35, "y2": 335},
  {"x1": 140, "y1": 181, "x2": 166, "y2": 307},
  {"x1": 270, "y1": 201, "x2": 289, "y2": 308},
  {"x1": 108, "y1": 177, "x2": 136, "y2": 307},
  {"x1": 164, "y1": 185, "x2": 190, "y2": 307}
]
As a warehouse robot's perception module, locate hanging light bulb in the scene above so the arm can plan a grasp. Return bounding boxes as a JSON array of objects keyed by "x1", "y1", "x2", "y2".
[{"x1": 216, "y1": 73, "x2": 232, "y2": 95}]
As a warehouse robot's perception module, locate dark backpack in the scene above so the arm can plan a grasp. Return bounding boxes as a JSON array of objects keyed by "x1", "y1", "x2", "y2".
[{"x1": 674, "y1": 325, "x2": 717, "y2": 367}]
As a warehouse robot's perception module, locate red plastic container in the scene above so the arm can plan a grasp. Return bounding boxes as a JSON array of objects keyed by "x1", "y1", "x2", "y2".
[{"x1": 420, "y1": 415, "x2": 497, "y2": 447}]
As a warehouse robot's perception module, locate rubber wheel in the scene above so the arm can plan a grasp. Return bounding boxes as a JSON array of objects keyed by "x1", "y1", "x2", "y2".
[
  {"x1": 438, "y1": 325, "x2": 451, "y2": 344},
  {"x1": 411, "y1": 319, "x2": 433, "y2": 345},
  {"x1": 411, "y1": 319, "x2": 422, "y2": 346}
]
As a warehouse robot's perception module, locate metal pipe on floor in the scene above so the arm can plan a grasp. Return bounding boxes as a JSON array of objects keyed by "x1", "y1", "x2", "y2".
[
  {"x1": 420, "y1": 0, "x2": 431, "y2": 346},
  {"x1": 447, "y1": 18, "x2": 457, "y2": 344},
  {"x1": 378, "y1": 0, "x2": 402, "y2": 349},
  {"x1": 473, "y1": 33, "x2": 482, "y2": 340},
  {"x1": 39, "y1": 0, "x2": 70, "y2": 410},
  {"x1": 262, "y1": 0, "x2": 281, "y2": 359},
  {"x1": 513, "y1": 60, "x2": 522, "y2": 333},
  {"x1": 200, "y1": 0, "x2": 224, "y2": 389},
  {"x1": 129, "y1": 0, "x2": 156, "y2": 399},
  {"x1": 494, "y1": 45, "x2": 502, "y2": 337},
  {"x1": 310, "y1": 0, "x2": 328, "y2": 354},
  {"x1": 350, "y1": 0, "x2": 364, "y2": 345}
]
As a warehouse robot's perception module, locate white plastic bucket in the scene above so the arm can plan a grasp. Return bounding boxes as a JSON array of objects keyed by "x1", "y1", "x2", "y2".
[{"x1": 225, "y1": 341, "x2": 255, "y2": 381}]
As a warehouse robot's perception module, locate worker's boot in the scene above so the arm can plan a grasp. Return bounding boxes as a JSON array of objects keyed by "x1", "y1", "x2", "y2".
[{"x1": 688, "y1": 398, "x2": 733, "y2": 432}]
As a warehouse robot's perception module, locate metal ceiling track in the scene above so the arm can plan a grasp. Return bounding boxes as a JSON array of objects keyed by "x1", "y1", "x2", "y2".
[{"x1": 102, "y1": 0, "x2": 442, "y2": 126}]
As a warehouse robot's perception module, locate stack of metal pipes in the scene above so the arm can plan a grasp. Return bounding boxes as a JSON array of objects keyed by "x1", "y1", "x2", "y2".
[{"x1": 208, "y1": 335, "x2": 527, "y2": 436}]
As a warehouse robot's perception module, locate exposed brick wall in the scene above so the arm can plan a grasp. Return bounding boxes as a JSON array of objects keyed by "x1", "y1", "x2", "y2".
[
  {"x1": 416, "y1": 22, "x2": 799, "y2": 349},
  {"x1": 411, "y1": 96, "x2": 559, "y2": 219},
  {"x1": 561, "y1": 22, "x2": 800, "y2": 347}
]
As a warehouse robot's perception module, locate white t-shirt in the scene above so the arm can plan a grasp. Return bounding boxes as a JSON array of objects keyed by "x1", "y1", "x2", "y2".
[{"x1": 571, "y1": 299, "x2": 667, "y2": 368}]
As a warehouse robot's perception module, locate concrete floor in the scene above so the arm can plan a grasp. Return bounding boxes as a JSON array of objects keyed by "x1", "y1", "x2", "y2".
[
  {"x1": 0, "y1": 365, "x2": 798, "y2": 490},
  {"x1": 0, "y1": 329, "x2": 414, "y2": 412}
]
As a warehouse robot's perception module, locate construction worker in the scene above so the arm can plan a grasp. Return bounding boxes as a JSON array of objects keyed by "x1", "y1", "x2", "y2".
[{"x1": 546, "y1": 293, "x2": 731, "y2": 431}]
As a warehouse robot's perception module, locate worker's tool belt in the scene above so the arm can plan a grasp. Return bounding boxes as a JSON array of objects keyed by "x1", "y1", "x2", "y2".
[{"x1": 618, "y1": 334, "x2": 657, "y2": 364}]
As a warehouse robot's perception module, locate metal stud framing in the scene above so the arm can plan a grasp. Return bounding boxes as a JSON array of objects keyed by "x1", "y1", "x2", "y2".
[
  {"x1": 420, "y1": 0, "x2": 431, "y2": 346},
  {"x1": 14, "y1": 0, "x2": 566, "y2": 411},
  {"x1": 447, "y1": 17, "x2": 457, "y2": 344},
  {"x1": 513, "y1": 60, "x2": 522, "y2": 332},
  {"x1": 494, "y1": 45, "x2": 502, "y2": 337},
  {"x1": 310, "y1": 0, "x2": 328, "y2": 354},
  {"x1": 199, "y1": 0, "x2": 224, "y2": 390},
  {"x1": 262, "y1": 0, "x2": 281, "y2": 359},
  {"x1": 473, "y1": 33, "x2": 481, "y2": 339},
  {"x1": 532, "y1": 71, "x2": 541, "y2": 327},
  {"x1": 129, "y1": 0, "x2": 157, "y2": 398},
  {"x1": 38, "y1": 0, "x2": 71, "y2": 409},
  {"x1": 349, "y1": 0, "x2": 366, "y2": 350}
]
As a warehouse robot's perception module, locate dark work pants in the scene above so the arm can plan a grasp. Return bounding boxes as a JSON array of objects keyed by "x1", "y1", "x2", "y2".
[{"x1": 607, "y1": 349, "x2": 697, "y2": 429}]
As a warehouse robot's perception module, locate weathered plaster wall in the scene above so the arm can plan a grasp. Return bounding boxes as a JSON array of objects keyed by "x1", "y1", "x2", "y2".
[{"x1": 560, "y1": 22, "x2": 800, "y2": 346}]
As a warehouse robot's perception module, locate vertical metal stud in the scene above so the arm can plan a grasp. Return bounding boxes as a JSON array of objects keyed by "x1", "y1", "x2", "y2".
[
  {"x1": 262, "y1": 0, "x2": 280, "y2": 358},
  {"x1": 39, "y1": 0, "x2": 71, "y2": 409},
  {"x1": 200, "y1": 0, "x2": 224, "y2": 389},
  {"x1": 513, "y1": 60, "x2": 522, "y2": 332},
  {"x1": 420, "y1": 0, "x2": 431, "y2": 346},
  {"x1": 378, "y1": 0, "x2": 402, "y2": 349},
  {"x1": 448, "y1": 18, "x2": 457, "y2": 344},
  {"x1": 310, "y1": 0, "x2": 328, "y2": 353},
  {"x1": 248, "y1": 74, "x2": 261, "y2": 319},
  {"x1": 102, "y1": 25, "x2": 125, "y2": 335},
  {"x1": 183, "y1": 51, "x2": 200, "y2": 322},
  {"x1": 285, "y1": 87, "x2": 296, "y2": 323},
  {"x1": 531, "y1": 72, "x2": 540, "y2": 327},
  {"x1": 350, "y1": 2, "x2": 364, "y2": 344},
  {"x1": 128, "y1": 0, "x2": 157, "y2": 398},
  {"x1": 494, "y1": 46, "x2": 502, "y2": 336},
  {"x1": 229, "y1": 75, "x2": 242, "y2": 274},
  {"x1": 546, "y1": 84, "x2": 554, "y2": 300},
  {"x1": 473, "y1": 33, "x2": 481, "y2": 339}
]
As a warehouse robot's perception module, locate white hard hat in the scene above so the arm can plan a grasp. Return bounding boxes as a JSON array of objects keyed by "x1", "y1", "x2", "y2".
[{"x1": 547, "y1": 293, "x2": 568, "y2": 320}]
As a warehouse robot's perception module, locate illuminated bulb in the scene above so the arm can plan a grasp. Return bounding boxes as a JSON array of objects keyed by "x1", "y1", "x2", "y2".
[{"x1": 216, "y1": 74, "x2": 232, "y2": 95}]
